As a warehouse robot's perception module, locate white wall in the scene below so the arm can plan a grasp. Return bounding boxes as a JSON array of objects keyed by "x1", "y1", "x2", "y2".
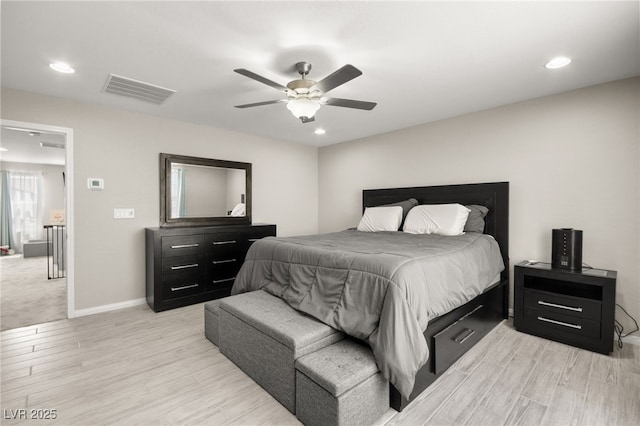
[
  {"x1": 318, "y1": 78, "x2": 640, "y2": 329},
  {"x1": 2, "y1": 79, "x2": 638, "y2": 329},
  {"x1": 1, "y1": 88, "x2": 318, "y2": 311}
]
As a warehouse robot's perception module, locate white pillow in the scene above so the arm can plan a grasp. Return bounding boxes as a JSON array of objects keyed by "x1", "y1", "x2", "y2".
[
  {"x1": 403, "y1": 204, "x2": 471, "y2": 236},
  {"x1": 357, "y1": 206, "x2": 403, "y2": 232}
]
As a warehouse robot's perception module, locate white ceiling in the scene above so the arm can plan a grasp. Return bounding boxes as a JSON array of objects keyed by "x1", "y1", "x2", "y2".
[
  {"x1": 1, "y1": 1, "x2": 639, "y2": 147},
  {"x1": 0, "y1": 126, "x2": 65, "y2": 166},
  {"x1": 0, "y1": 127, "x2": 66, "y2": 166}
]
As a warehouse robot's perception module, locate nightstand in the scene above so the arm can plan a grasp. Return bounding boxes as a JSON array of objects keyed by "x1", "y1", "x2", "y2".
[{"x1": 514, "y1": 261, "x2": 616, "y2": 354}]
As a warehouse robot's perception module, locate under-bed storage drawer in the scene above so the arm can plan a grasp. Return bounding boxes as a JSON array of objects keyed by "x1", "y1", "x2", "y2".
[{"x1": 432, "y1": 304, "x2": 488, "y2": 375}]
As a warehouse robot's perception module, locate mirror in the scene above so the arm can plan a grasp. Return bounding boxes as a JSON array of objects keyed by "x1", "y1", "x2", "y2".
[{"x1": 160, "y1": 153, "x2": 251, "y2": 227}]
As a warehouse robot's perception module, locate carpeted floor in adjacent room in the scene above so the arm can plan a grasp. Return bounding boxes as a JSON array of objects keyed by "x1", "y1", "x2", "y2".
[{"x1": 0, "y1": 254, "x2": 66, "y2": 331}]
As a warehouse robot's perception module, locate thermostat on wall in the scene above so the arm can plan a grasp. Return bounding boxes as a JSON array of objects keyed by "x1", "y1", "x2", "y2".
[{"x1": 87, "y1": 178, "x2": 104, "y2": 190}]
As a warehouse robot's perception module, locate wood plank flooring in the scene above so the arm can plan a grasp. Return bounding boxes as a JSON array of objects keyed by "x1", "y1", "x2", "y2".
[{"x1": 1, "y1": 303, "x2": 638, "y2": 425}]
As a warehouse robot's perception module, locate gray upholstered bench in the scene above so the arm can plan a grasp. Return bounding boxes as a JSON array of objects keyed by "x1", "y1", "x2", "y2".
[
  {"x1": 295, "y1": 339, "x2": 389, "y2": 426},
  {"x1": 216, "y1": 290, "x2": 344, "y2": 413},
  {"x1": 204, "y1": 299, "x2": 221, "y2": 346}
]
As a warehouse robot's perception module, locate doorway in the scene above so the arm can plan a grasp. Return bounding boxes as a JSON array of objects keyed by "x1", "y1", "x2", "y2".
[{"x1": 0, "y1": 119, "x2": 74, "y2": 330}]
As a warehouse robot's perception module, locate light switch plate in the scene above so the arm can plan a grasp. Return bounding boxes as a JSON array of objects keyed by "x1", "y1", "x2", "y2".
[{"x1": 114, "y1": 208, "x2": 135, "y2": 219}]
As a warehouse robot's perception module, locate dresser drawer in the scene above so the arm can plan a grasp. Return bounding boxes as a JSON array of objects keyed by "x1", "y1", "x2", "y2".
[
  {"x1": 245, "y1": 228, "x2": 275, "y2": 244},
  {"x1": 207, "y1": 257, "x2": 241, "y2": 277},
  {"x1": 523, "y1": 307, "x2": 601, "y2": 339},
  {"x1": 524, "y1": 288, "x2": 601, "y2": 321},
  {"x1": 162, "y1": 255, "x2": 204, "y2": 282},
  {"x1": 161, "y1": 276, "x2": 203, "y2": 300},
  {"x1": 161, "y1": 235, "x2": 203, "y2": 257},
  {"x1": 205, "y1": 233, "x2": 243, "y2": 257},
  {"x1": 207, "y1": 275, "x2": 237, "y2": 288}
]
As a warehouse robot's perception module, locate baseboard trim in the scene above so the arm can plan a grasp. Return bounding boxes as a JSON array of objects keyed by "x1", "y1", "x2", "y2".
[{"x1": 73, "y1": 298, "x2": 147, "y2": 318}]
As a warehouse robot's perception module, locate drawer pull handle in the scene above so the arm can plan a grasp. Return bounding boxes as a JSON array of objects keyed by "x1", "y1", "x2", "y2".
[
  {"x1": 213, "y1": 277, "x2": 236, "y2": 284},
  {"x1": 248, "y1": 238, "x2": 260, "y2": 242},
  {"x1": 171, "y1": 263, "x2": 199, "y2": 270},
  {"x1": 538, "y1": 300, "x2": 583, "y2": 312},
  {"x1": 171, "y1": 243, "x2": 199, "y2": 249},
  {"x1": 537, "y1": 316, "x2": 582, "y2": 330},
  {"x1": 453, "y1": 328, "x2": 476, "y2": 344},
  {"x1": 213, "y1": 259, "x2": 236, "y2": 265},
  {"x1": 171, "y1": 283, "x2": 199, "y2": 291},
  {"x1": 212, "y1": 240, "x2": 236, "y2": 245}
]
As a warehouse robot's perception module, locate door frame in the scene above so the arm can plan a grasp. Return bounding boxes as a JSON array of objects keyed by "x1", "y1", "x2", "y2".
[{"x1": 1, "y1": 119, "x2": 76, "y2": 318}]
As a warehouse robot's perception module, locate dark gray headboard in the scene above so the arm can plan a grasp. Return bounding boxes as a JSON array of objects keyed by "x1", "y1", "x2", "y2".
[{"x1": 362, "y1": 182, "x2": 509, "y2": 280}]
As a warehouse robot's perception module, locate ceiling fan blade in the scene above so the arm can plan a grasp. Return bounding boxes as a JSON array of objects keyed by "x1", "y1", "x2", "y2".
[
  {"x1": 234, "y1": 99, "x2": 286, "y2": 109},
  {"x1": 234, "y1": 69, "x2": 287, "y2": 91},
  {"x1": 300, "y1": 116, "x2": 315, "y2": 124},
  {"x1": 323, "y1": 97, "x2": 377, "y2": 110},
  {"x1": 312, "y1": 65, "x2": 362, "y2": 94}
]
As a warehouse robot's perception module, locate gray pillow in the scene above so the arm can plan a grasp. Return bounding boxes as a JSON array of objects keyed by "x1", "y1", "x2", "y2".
[
  {"x1": 380, "y1": 198, "x2": 419, "y2": 229},
  {"x1": 464, "y1": 205, "x2": 489, "y2": 233}
]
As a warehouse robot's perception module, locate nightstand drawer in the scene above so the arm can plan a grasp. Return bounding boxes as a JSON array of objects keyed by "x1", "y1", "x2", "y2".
[
  {"x1": 524, "y1": 289, "x2": 601, "y2": 321},
  {"x1": 524, "y1": 307, "x2": 601, "y2": 339}
]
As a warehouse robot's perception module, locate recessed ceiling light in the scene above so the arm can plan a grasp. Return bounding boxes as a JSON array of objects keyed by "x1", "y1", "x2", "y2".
[
  {"x1": 0, "y1": 147, "x2": 8, "y2": 152},
  {"x1": 545, "y1": 57, "x2": 572, "y2": 69},
  {"x1": 314, "y1": 128, "x2": 326, "y2": 135},
  {"x1": 49, "y1": 62, "x2": 75, "y2": 74}
]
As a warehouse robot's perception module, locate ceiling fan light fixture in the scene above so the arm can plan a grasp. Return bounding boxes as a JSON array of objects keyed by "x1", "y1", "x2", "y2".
[{"x1": 287, "y1": 98, "x2": 321, "y2": 120}]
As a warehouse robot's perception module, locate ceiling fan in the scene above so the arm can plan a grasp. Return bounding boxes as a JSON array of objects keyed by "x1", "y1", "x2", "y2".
[{"x1": 234, "y1": 62, "x2": 377, "y2": 123}]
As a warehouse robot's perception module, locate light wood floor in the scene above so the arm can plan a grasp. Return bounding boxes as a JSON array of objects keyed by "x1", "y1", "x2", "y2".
[{"x1": 1, "y1": 302, "x2": 638, "y2": 425}]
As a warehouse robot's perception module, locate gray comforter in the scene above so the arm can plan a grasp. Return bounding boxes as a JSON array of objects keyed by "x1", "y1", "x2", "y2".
[{"x1": 231, "y1": 230, "x2": 504, "y2": 398}]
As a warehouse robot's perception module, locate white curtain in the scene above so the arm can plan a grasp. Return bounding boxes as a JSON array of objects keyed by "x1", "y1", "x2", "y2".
[
  {"x1": 7, "y1": 171, "x2": 44, "y2": 253},
  {"x1": 171, "y1": 167, "x2": 186, "y2": 218}
]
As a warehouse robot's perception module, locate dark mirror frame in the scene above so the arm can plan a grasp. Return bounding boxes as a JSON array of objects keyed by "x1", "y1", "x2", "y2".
[{"x1": 159, "y1": 153, "x2": 252, "y2": 227}]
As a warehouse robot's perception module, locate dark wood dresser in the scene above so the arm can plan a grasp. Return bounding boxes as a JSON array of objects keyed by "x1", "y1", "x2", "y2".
[
  {"x1": 145, "y1": 224, "x2": 276, "y2": 312},
  {"x1": 514, "y1": 261, "x2": 616, "y2": 354}
]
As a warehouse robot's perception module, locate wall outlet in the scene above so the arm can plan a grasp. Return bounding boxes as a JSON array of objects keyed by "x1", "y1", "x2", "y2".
[{"x1": 113, "y1": 208, "x2": 135, "y2": 219}]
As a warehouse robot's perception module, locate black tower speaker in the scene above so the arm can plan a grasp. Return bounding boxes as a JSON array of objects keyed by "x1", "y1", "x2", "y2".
[{"x1": 552, "y1": 228, "x2": 583, "y2": 271}]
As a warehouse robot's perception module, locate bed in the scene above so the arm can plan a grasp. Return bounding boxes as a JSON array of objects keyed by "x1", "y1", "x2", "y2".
[{"x1": 232, "y1": 181, "x2": 509, "y2": 411}]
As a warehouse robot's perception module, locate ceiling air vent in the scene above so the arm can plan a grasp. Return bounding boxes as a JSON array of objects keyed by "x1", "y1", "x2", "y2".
[{"x1": 103, "y1": 74, "x2": 176, "y2": 104}]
